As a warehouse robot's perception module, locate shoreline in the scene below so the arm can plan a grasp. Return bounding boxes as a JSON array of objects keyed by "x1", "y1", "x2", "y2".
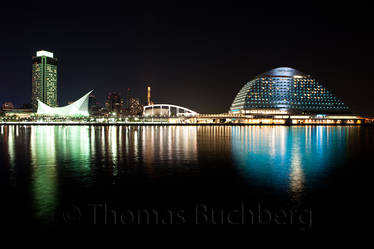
[{"x1": 1, "y1": 122, "x2": 373, "y2": 126}]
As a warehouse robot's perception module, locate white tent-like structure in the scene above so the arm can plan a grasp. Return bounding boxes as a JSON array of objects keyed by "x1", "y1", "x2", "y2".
[{"x1": 37, "y1": 90, "x2": 93, "y2": 116}]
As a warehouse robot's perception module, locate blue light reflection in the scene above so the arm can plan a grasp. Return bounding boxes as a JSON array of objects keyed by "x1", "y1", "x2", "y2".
[{"x1": 231, "y1": 126, "x2": 348, "y2": 202}]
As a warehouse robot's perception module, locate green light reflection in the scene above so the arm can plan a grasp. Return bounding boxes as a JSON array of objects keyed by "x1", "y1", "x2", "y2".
[{"x1": 30, "y1": 126, "x2": 58, "y2": 222}]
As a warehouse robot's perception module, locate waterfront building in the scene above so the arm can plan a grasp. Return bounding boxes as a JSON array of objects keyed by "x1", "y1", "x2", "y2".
[
  {"x1": 88, "y1": 94, "x2": 100, "y2": 114},
  {"x1": 1, "y1": 102, "x2": 32, "y2": 118},
  {"x1": 3, "y1": 108, "x2": 33, "y2": 118},
  {"x1": 36, "y1": 91, "x2": 92, "y2": 116},
  {"x1": 127, "y1": 97, "x2": 143, "y2": 115},
  {"x1": 32, "y1": 50, "x2": 58, "y2": 112},
  {"x1": 2, "y1": 102, "x2": 14, "y2": 111},
  {"x1": 21, "y1": 103, "x2": 32, "y2": 109},
  {"x1": 105, "y1": 92, "x2": 124, "y2": 115},
  {"x1": 89, "y1": 94, "x2": 97, "y2": 108},
  {"x1": 126, "y1": 88, "x2": 131, "y2": 109},
  {"x1": 230, "y1": 67, "x2": 350, "y2": 115}
]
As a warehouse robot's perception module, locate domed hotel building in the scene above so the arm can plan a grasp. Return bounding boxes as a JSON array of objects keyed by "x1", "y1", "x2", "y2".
[
  {"x1": 230, "y1": 67, "x2": 350, "y2": 115},
  {"x1": 224, "y1": 67, "x2": 367, "y2": 124}
]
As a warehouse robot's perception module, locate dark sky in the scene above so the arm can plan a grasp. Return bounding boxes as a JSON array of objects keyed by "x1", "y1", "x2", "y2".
[{"x1": 0, "y1": 3, "x2": 373, "y2": 114}]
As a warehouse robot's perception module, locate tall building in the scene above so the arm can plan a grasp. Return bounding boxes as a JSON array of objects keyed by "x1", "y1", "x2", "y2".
[
  {"x1": 128, "y1": 97, "x2": 143, "y2": 115},
  {"x1": 88, "y1": 94, "x2": 99, "y2": 115},
  {"x1": 89, "y1": 94, "x2": 97, "y2": 109},
  {"x1": 32, "y1": 50, "x2": 58, "y2": 111},
  {"x1": 105, "y1": 92, "x2": 124, "y2": 115},
  {"x1": 230, "y1": 67, "x2": 350, "y2": 114},
  {"x1": 126, "y1": 88, "x2": 131, "y2": 109},
  {"x1": 147, "y1": 86, "x2": 153, "y2": 106}
]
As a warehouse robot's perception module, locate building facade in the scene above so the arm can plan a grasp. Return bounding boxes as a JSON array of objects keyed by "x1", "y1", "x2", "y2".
[
  {"x1": 127, "y1": 97, "x2": 143, "y2": 115},
  {"x1": 88, "y1": 94, "x2": 100, "y2": 115},
  {"x1": 2, "y1": 102, "x2": 14, "y2": 111},
  {"x1": 105, "y1": 92, "x2": 124, "y2": 115},
  {"x1": 32, "y1": 50, "x2": 58, "y2": 111},
  {"x1": 88, "y1": 94, "x2": 97, "y2": 109},
  {"x1": 230, "y1": 67, "x2": 350, "y2": 115}
]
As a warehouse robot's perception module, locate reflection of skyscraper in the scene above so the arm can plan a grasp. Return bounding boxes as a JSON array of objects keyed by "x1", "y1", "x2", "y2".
[
  {"x1": 30, "y1": 126, "x2": 57, "y2": 222},
  {"x1": 32, "y1": 50, "x2": 58, "y2": 112},
  {"x1": 29, "y1": 126, "x2": 92, "y2": 222},
  {"x1": 105, "y1": 92, "x2": 124, "y2": 114},
  {"x1": 141, "y1": 126, "x2": 198, "y2": 168}
]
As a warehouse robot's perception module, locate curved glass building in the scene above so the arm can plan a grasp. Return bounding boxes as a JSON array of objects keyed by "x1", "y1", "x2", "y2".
[
  {"x1": 230, "y1": 67, "x2": 350, "y2": 115},
  {"x1": 37, "y1": 91, "x2": 92, "y2": 116}
]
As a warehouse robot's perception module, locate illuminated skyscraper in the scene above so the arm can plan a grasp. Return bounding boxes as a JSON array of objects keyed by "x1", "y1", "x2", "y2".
[{"x1": 32, "y1": 50, "x2": 58, "y2": 112}]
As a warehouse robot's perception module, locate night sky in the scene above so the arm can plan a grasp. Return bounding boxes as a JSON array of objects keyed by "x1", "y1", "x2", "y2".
[{"x1": 1, "y1": 3, "x2": 373, "y2": 114}]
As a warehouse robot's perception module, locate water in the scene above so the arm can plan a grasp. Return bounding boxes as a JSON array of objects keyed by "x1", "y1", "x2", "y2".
[{"x1": 0, "y1": 125, "x2": 372, "y2": 231}]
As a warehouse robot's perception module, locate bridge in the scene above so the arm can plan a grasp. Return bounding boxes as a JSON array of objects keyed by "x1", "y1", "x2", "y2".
[{"x1": 143, "y1": 104, "x2": 198, "y2": 117}]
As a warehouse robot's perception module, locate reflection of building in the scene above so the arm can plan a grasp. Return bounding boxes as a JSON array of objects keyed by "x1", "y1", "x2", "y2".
[
  {"x1": 32, "y1": 50, "x2": 58, "y2": 112},
  {"x1": 37, "y1": 90, "x2": 92, "y2": 116},
  {"x1": 105, "y1": 92, "x2": 124, "y2": 115},
  {"x1": 30, "y1": 126, "x2": 58, "y2": 221},
  {"x1": 230, "y1": 67, "x2": 350, "y2": 115},
  {"x1": 127, "y1": 98, "x2": 143, "y2": 115},
  {"x1": 142, "y1": 126, "x2": 198, "y2": 166},
  {"x1": 29, "y1": 126, "x2": 91, "y2": 221}
]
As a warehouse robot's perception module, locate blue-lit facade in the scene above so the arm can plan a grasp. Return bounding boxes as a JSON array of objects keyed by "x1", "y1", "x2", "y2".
[{"x1": 230, "y1": 67, "x2": 350, "y2": 114}]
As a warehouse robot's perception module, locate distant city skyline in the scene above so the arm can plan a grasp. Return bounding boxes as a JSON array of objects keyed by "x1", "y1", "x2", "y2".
[{"x1": 0, "y1": 4, "x2": 373, "y2": 114}]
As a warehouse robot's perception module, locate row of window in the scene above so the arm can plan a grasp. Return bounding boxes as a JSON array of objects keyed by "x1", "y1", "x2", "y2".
[
  {"x1": 231, "y1": 76, "x2": 349, "y2": 112},
  {"x1": 249, "y1": 98, "x2": 334, "y2": 102},
  {"x1": 247, "y1": 100, "x2": 344, "y2": 105},
  {"x1": 244, "y1": 105, "x2": 348, "y2": 109}
]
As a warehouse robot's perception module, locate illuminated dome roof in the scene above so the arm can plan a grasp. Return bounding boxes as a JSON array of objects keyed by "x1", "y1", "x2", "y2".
[
  {"x1": 230, "y1": 67, "x2": 350, "y2": 114},
  {"x1": 261, "y1": 67, "x2": 307, "y2": 77}
]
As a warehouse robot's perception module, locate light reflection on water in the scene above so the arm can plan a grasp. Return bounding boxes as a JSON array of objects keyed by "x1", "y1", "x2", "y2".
[
  {"x1": 0, "y1": 125, "x2": 357, "y2": 223},
  {"x1": 30, "y1": 126, "x2": 58, "y2": 221},
  {"x1": 231, "y1": 126, "x2": 348, "y2": 203}
]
